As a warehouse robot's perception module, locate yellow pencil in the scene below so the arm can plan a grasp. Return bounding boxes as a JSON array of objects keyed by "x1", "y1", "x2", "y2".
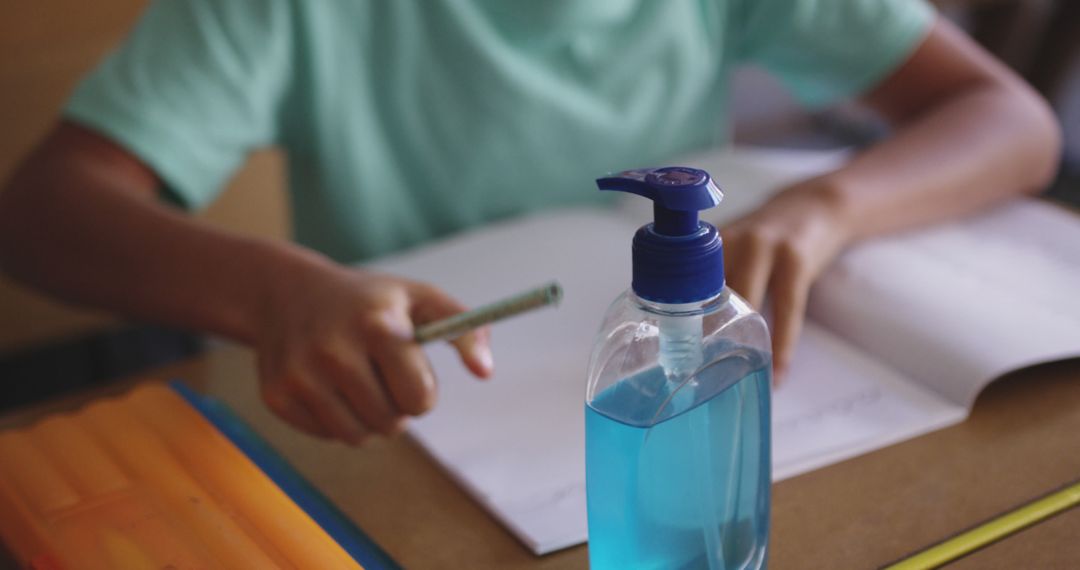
[{"x1": 884, "y1": 479, "x2": 1080, "y2": 570}]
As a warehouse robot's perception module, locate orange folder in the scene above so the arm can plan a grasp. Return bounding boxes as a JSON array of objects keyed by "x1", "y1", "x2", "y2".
[{"x1": 0, "y1": 383, "x2": 365, "y2": 569}]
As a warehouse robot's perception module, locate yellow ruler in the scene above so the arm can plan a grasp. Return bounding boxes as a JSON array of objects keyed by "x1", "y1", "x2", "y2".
[{"x1": 884, "y1": 479, "x2": 1080, "y2": 570}]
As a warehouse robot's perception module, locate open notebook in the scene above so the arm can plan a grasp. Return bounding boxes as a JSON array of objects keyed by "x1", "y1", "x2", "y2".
[{"x1": 371, "y1": 147, "x2": 1080, "y2": 554}]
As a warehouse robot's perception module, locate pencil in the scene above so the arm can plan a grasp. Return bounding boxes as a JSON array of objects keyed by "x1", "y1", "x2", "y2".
[
  {"x1": 884, "y1": 479, "x2": 1080, "y2": 569},
  {"x1": 413, "y1": 281, "x2": 563, "y2": 344}
]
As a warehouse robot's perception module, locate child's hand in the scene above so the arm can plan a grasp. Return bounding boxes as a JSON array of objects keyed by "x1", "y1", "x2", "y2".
[
  {"x1": 253, "y1": 264, "x2": 493, "y2": 445},
  {"x1": 721, "y1": 176, "x2": 851, "y2": 381}
]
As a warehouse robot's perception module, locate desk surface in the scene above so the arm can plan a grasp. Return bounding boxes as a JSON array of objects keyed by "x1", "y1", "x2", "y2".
[{"x1": 2, "y1": 345, "x2": 1078, "y2": 569}]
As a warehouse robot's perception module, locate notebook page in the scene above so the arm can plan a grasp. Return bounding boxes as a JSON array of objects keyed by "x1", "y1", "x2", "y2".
[
  {"x1": 774, "y1": 323, "x2": 964, "y2": 480},
  {"x1": 809, "y1": 199, "x2": 1080, "y2": 407}
]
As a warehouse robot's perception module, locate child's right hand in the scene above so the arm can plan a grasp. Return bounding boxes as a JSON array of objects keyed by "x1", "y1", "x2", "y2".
[
  {"x1": 0, "y1": 121, "x2": 489, "y2": 446},
  {"x1": 253, "y1": 262, "x2": 494, "y2": 445}
]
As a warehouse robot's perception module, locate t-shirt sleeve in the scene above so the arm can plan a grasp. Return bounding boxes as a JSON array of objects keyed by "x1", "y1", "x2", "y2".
[
  {"x1": 733, "y1": 0, "x2": 935, "y2": 108},
  {"x1": 65, "y1": 0, "x2": 293, "y2": 209}
]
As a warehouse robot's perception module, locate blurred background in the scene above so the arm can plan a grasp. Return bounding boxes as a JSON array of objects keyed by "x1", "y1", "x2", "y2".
[{"x1": 2, "y1": 0, "x2": 1077, "y2": 410}]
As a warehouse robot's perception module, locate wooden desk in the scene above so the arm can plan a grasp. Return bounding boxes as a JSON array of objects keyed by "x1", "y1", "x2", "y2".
[{"x1": 2, "y1": 345, "x2": 1078, "y2": 568}]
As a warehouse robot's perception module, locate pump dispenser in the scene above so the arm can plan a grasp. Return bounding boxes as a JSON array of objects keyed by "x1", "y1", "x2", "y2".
[
  {"x1": 597, "y1": 167, "x2": 725, "y2": 380},
  {"x1": 586, "y1": 167, "x2": 772, "y2": 570}
]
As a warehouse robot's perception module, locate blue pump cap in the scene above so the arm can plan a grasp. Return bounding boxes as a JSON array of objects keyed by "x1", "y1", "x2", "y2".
[{"x1": 597, "y1": 167, "x2": 725, "y2": 303}]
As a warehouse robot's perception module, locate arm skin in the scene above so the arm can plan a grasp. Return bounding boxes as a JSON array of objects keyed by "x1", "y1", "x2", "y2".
[
  {"x1": 721, "y1": 18, "x2": 1062, "y2": 379},
  {"x1": 0, "y1": 123, "x2": 493, "y2": 444}
]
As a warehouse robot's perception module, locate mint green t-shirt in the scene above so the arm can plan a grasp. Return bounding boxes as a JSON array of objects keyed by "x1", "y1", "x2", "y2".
[{"x1": 67, "y1": 0, "x2": 932, "y2": 263}]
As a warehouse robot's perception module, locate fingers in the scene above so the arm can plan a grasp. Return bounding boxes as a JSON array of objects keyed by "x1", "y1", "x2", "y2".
[
  {"x1": 263, "y1": 338, "x2": 415, "y2": 445},
  {"x1": 452, "y1": 326, "x2": 494, "y2": 379},
  {"x1": 409, "y1": 282, "x2": 495, "y2": 379},
  {"x1": 366, "y1": 309, "x2": 439, "y2": 416},
  {"x1": 767, "y1": 244, "x2": 812, "y2": 382},
  {"x1": 723, "y1": 228, "x2": 773, "y2": 309},
  {"x1": 310, "y1": 341, "x2": 405, "y2": 436},
  {"x1": 260, "y1": 386, "x2": 327, "y2": 437},
  {"x1": 723, "y1": 225, "x2": 816, "y2": 385},
  {"x1": 262, "y1": 373, "x2": 367, "y2": 445}
]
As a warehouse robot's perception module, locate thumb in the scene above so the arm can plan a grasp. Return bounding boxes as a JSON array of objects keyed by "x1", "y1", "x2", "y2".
[{"x1": 410, "y1": 282, "x2": 495, "y2": 379}]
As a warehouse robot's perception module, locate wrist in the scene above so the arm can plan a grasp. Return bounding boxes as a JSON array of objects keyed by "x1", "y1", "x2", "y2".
[
  {"x1": 234, "y1": 240, "x2": 340, "y2": 344},
  {"x1": 798, "y1": 172, "x2": 858, "y2": 249}
]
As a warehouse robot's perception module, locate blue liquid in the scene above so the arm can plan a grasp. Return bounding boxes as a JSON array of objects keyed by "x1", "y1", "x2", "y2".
[{"x1": 586, "y1": 347, "x2": 771, "y2": 570}]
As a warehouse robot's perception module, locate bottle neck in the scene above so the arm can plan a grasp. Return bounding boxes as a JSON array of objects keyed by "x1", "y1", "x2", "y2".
[{"x1": 631, "y1": 288, "x2": 728, "y2": 317}]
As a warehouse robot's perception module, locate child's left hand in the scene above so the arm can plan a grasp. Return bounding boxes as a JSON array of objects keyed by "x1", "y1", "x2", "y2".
[{"x1": 721, "y1": 175, "x2": 852, "y2": 381}]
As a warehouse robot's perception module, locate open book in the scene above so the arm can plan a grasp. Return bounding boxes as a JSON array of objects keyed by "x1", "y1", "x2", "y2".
[{"x1": 370, "y1": 147, "x2": 1080, "y2": 555}]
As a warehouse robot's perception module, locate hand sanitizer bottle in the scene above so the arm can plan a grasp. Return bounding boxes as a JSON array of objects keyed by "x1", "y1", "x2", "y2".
[{"x1": 586, "y1": 167, "x2": 771, "y2": 570}]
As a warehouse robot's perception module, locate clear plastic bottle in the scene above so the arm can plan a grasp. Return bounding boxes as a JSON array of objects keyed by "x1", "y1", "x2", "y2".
[{"x1": 586, "y1": 167, "x2": 771, "y2": 570}]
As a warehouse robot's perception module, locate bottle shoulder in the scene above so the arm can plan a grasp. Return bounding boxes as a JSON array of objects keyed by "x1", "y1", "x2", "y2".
[
  {"x1": 593, "y1": 288, "x2": 770, "y2": 351},
  {"x1": 586, "y1": 287, "x2": 772, "y2": 420}
]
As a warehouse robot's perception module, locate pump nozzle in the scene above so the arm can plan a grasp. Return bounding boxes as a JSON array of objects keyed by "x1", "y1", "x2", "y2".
[{"x1": 597, "y1": 167, "x2": 722, "y2": 236}]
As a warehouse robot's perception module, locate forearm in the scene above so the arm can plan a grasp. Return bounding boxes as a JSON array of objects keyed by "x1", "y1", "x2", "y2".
[
  {"x1": 822, "y1": 81, "x2": 1061, "y2": 244},
  {"x1": 0, "y1": 137, "x2": 329, "y2": 344}
]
